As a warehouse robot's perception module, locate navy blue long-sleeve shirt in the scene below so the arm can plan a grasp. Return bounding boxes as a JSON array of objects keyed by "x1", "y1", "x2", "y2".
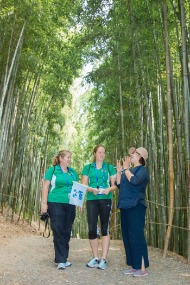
[{"x1": 117, "y1": 165, "x2": 149, "y2": 209}]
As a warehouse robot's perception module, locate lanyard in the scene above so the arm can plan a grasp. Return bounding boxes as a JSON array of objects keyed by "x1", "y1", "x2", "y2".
[
  {"x1": 94, "y1": 162, "x2": 107, "y2": 189},
  {"x1": 59, "y1": 165, "x2": 75, "y2": 192}
]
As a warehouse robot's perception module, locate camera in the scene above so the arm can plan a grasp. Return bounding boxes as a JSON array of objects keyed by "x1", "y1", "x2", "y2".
[{"x1": 39, "y1": 212, "x2": 49, "y2": 221}]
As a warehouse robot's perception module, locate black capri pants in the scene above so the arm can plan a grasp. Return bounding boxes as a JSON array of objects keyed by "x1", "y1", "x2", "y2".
[{"x1": 87, "y1": 199, "x2": 112, "y2": 240}]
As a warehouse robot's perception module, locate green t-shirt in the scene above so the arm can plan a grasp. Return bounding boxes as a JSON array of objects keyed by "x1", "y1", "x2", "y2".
[
  {"x1": 45, "y1": 165, "x2": 79, "y2": 203},
  {"x1": 81, "y1": 162, "x2": 116, "y2": 201}
]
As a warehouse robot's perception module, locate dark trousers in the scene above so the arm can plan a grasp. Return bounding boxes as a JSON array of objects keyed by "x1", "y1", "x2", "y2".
[
  {"x1": 120, "y1": 203, "x2": 149, "y2": 269},
  {"x1": 48, "y1": 202, "x2": 75, "y2": 263}
]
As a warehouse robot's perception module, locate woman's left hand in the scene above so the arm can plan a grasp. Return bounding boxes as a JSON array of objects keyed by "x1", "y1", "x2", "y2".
[
  {"x1": 116, "y1": 159, "x2": 122, "y2": 172},
  {"x1": 77, "y1": 206, "x2": 83, "y2": 212},
  {"x1": 122, "y1": 156, "x2": 131, "y2": 169},
  {"x1": 102, "y1": 188, "x2": 110, "y2": 195}
]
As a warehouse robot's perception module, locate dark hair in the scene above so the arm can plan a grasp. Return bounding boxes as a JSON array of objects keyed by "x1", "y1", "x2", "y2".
[
  {"x1": 139, "y1": 157, "x2": 145, "y2": 166},
  {"x1": 52, "y1": 150, "x2": 72, "y2": 166},
  {"x1": 93, "y1": 145, "x2": 106, "y2": 162}
]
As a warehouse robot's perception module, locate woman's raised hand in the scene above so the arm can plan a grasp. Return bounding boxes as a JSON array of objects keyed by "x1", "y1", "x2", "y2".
[
  {"x1": 116, "y1": 159, "x2": 122, "y2": 172},
  {"x1": 122, "y1": 156, "x2": 131, "y2": 169}
]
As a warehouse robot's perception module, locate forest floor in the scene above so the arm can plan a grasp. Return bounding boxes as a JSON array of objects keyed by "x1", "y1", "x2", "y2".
[{"x1": 0, "y1": 213, "x2": 190, "y2": 285}]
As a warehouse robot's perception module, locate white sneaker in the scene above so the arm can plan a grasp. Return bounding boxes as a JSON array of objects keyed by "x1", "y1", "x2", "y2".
[
  {"x1": 86, "y1": 257, "x2": 99, "y2": 268},
  {"x1": 57, "y1": 263, "x2": 65, "y2": 270},
  {"x1": 64, "y1": 261, "x2": 72, "y2": 267},
  {"x1": 97, "y1": 259, "x2": 107, "y2": 270}
]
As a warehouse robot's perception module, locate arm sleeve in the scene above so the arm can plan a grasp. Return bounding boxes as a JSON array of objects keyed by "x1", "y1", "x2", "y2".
[
  {"x1": 130, "y1": 167, "x2": 149, "y2": 185},
  {"x1": 71, "y1": 168, "x2": 79, "y2": 182},
  {"x1": 81, "y1": 164, "x2": 91, "y2": 176},
  {"x1": 44, "y1": 166, "x2": 54, "y2": 180},
  {"x1": 108, "y1": 164, "x2": 117, "y2": 176}
]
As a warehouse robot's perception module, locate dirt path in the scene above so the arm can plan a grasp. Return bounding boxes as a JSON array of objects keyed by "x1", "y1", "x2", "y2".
[{"x1": 0, "y1": 215, "x2": 190, "y2": 285}]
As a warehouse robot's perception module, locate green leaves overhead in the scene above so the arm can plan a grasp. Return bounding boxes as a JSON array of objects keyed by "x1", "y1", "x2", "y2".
[{"x1": 0, "y1": 0, "x2": 83, "y2": 223}]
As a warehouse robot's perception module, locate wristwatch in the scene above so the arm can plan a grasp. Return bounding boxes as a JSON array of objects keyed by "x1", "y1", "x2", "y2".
[{"x1": 124, "y1": 168, "x2": 130, "y2": 171}]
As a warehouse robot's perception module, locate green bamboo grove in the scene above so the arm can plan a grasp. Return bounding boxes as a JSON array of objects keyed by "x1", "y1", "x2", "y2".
[{"x1": 0, "y1": 0, "x2": 190, "y2": 261}]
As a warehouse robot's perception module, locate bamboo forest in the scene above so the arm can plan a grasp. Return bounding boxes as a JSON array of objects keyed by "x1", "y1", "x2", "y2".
[{"x1": 0, "y1": 0, "x2": 190, "y2": 263}]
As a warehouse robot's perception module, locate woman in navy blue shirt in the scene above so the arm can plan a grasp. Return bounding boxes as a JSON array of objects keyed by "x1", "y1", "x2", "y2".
[{"x1": 116, "y1": 147, "x2": 149, "y2": 277}]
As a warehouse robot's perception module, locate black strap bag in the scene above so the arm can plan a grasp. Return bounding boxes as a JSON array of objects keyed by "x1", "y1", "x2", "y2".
[{"x1": 39, "y1": 212, "x2": 50, "y2": 238}]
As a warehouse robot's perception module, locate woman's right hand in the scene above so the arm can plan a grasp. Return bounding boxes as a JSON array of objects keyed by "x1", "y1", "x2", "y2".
[
  {"x1": 92, "y1": 188, "x2": 99, "y2": 195},
  {"x1": 41, "y1": 202, "x2": 48, "y2": 213},
  {"x1": 87, "y1": 187, "x2": 99, "y2": 195},
  {"x1": 78, "y1": 206, "x2": 83, "y2": 212}
]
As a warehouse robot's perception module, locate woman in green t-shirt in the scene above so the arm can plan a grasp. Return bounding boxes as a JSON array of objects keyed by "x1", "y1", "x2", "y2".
[
  {"x1": 41, "y1": 149, "x2": 79, "y2": 270},
  {"x1": 81, "y1": 145, "x2": 118, "y2": 270}
]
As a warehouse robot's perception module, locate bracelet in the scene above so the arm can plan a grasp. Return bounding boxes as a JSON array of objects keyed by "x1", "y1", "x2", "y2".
[{"x1": 124, "y1": 168, "x2": 130, "y2": 171}]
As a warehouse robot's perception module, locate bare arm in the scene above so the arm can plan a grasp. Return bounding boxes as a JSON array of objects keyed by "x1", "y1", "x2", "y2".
[
  {"x1": 41, "y1": 180, "x2": 50, "y2": 213},
  {"x1": 116, "y1": 159, "x2": 122, "y2": 185},
  {"x1": 81, "y1": 175, "x2": 99, "y2": 195},
  {"x1": 102, "y1": 175, "x2": 118, "y2": 195},
  {"x1": 81, "y1": 175, "x2": 89, "y2": 186},
  {"x1": 110, "y1": 175, "x2": 118, "y2": 190}
]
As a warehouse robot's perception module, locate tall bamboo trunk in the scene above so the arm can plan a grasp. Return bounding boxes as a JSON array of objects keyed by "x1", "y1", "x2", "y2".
[
  {"x1": 128, "y1": 0, "x2": 143, "y2": 143},
  {"x1": 169, "y1": 48, "x2": 185, "y2": 254},
  {"x1": 179, "y1": 0, "x2": 190, "y2": 263},
  {"x1": 163, "y1": 0, "x2": 175, "y2": 258},
  {"x1": 116, "y1": 41, "x2": 125, "y2": 157},
  {"x1": 145, "y1": 0, "x2": 168, "y2": 247},
  {"x1": 0, "y1": 21, "x2": 26, "y2": 123}
]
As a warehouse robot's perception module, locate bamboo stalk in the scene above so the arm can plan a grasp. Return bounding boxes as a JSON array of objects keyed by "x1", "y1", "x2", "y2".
[{"x1": 163, "y1": 0, "x2": 175, "y2": 258}]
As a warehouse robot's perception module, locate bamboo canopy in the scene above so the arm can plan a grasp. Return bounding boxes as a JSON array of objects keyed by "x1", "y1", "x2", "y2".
[{"x1": 0, "y1": 0, "x2": 190, "y2": 262}]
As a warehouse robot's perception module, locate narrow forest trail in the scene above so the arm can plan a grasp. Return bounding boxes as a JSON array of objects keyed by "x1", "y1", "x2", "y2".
[{"x1": 0, "y1": 216, "x2": 190, "y2": 285}]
